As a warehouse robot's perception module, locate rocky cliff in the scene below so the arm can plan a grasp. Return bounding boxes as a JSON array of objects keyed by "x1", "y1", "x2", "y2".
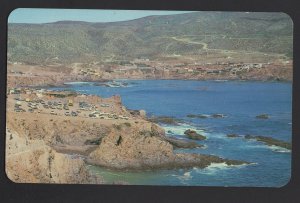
[
  {"x1": 87, "y1": 123, "x2": 247, "y2": 170},
  {"x1": 6, "y1": 129, "x2": 102, "y2": 184}
]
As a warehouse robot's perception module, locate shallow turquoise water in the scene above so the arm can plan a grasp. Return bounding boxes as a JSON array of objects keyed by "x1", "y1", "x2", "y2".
[{"x1": 52, "y1": 80, "x2": 292, "y2": 187}]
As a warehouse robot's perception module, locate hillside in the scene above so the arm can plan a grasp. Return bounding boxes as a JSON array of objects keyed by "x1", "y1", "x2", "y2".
[{"x1": 7, "y1": 11, "x2": 293, "y2": 64}]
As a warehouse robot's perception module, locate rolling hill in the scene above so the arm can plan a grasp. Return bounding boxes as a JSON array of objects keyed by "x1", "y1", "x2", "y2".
[{"x1": 7, "y1": 11, "x2": 293, "y2": 64}]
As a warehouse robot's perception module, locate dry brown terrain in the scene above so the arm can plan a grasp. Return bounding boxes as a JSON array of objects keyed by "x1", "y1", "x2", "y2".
[
  {"x1": 6, "y1": 128, "x2": 103, "y2": 184},
  {"x1": 6, "y1": 88, "x2": 247, "y2": 183},
  {"x1": 7, "y1": 57, "x2": 293, "y2": 89},
  {"x1": 5, "y1": 54, "x2": 291, "y2": 183},
  {"x1": 7, "y1": 53, "x2": 290, "y2": 183}
]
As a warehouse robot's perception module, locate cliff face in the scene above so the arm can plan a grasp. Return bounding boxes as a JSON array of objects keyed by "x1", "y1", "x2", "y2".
[
  {"x1": 6, "y1": 129, "x2": 102, "y2": 184},
  {"x1": 6, "y1": 91, "x2": 248, "y2": 183},
  {"x1": 87, "y1": 123, "x2": 247, "y2": 170},
  {"x1": 88, "y1": 124, "x2": 174, "y2": 169},
  {"x1": 6, "y1": 112, "x2": 111, "y2": 146}
]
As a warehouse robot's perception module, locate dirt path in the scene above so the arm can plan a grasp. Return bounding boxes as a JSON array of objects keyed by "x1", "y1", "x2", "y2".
[
  {"x1": 6, "y1": 145, "x2": 47, "y2": 158},
  {"x1": 170, "y1": 36, "x2": 208, "y2": 50},
  {"x1": 166, "y1": 35, "x2": 288, "y2": 59}
]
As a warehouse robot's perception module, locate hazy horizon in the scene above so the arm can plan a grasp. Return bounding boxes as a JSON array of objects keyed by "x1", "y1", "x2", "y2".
[{"x1": 8, "y1": 8, "x2": 195, "y2": 24}]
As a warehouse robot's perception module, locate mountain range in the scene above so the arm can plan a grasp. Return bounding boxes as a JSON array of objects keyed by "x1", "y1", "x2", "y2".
[{"x1": 7, "y1": 11, "x2": 293, "y2": 64}]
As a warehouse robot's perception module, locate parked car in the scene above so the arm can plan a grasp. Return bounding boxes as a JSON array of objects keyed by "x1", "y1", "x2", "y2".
[{"x1": 50, "y1": 111, "x2": 57, "y2": 115}]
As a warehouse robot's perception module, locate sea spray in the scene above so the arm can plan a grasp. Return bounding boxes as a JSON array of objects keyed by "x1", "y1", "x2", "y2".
[{"x1": 163, "y1": 123, "x2": 207, "y2": 137}]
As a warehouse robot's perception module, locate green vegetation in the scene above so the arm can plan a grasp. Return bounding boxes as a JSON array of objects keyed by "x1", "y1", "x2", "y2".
[{"x1": 8, "y1": 12, "x2": 293, "y2": 64}]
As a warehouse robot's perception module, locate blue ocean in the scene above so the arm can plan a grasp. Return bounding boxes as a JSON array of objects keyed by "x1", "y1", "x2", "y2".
[{"x1": 52, "y1": 80, "x2": 292, "y2": 187}]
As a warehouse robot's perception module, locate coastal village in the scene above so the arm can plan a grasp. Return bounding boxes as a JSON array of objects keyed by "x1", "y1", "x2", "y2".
[
  {"x1": 5, "y1": 54, "x2": 293, "y2": 184},
  {"x1": 5, "y1": 10, "x2": 293, "y2": 185},
  {"x1": 6, "y1": 57, "x2": 293, "y2": 90},
  {"x1": 74, "y1": 59, "x2": 292, "y2": 80},
  {"x1": 6, "y1": 70, "x2": 254, "y2": 184}
]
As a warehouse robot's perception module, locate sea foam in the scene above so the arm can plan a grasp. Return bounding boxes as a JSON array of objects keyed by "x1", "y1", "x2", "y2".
[
  {"x1": 172, "y1": 171, "x2": 193, "y2": 184},
  {"x1": 64, "y1": 81, "x2": 94, "y2": 85},
  {"x1": 163, "y1": 123, "x2": 207, "y2": 137},
  {"x1": 193, "y1": 162, "x2": 249, "y2": 175},
  {"x1": 243, "y1": 143, "x2": 291, "y2": 153},
  {"x1": 268, "y1": 145, "x2": 291, "y2": 153}
]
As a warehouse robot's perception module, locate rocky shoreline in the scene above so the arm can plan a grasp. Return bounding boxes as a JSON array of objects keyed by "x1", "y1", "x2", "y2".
[
  {"x1": 86, "y1": 154, "x2": 247, "y2": 171},
  {"x1": 6, "y1": 74, "x2": 291, "y2": 184},
  {"x1": 85, "y1": 124, "x2": 248, "y2": 171},
  {"x1": 244, "y1": 135, "x2": 291, "y2": 150},
  {"x1": 6, "y1": 88, "x2": 250, "y2": 183},
  {"x1": 7, "y1": 62, "x2": 292, "y2": 90},
  {"x1": 5, "y1": 129, "x2": 103, "y2": 184},
  {"x1": 226, "y1": 134, "x2": 291, "y2": 150}
]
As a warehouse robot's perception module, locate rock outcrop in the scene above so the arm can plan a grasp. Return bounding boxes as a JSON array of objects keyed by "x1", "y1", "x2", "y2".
[
  {"x1": 6, "y1": 91, "x2": 248, "y2": 182},
  {"x1": 6, "y1": 129, "x2": 103, "y2": 184},
  {"x1": 139, "y1": 110, "x2": 146, "y2": 118},
  {"x1": 184, "y1": 129, "x2": 206, "y2": 140},
  {"x1": 165, "y1": 137, "x2": 204, "y2": 149},
  {"x1": 87, "y1": 124, "x2": 174, "y2": 170},
  {"x1": 147, "y1": 116, "x2": 181, "y2": 125},
  {"x1": 87, "y1": 125, "x2": 247, "y2": 170},
  {"x1": 6, "y1": 112, "x2": 111, "y2": 146},
  {"x1": 187, "y1": 114, "x2": 209, "y2": 119},
  {"x1": 256, "y1": 114, "x2": 270, "y2": 119},
  {"x1": 211, "y1": 114, "x2": 226, "y2": 118},
  {"x1": 226, "y1": 134, "x2": 242, "y2": 138},
  {"x1": 244, "y1": 135, "x2": 291, "y2": 150}
]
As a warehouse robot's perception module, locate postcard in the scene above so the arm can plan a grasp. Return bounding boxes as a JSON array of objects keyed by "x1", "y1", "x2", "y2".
[{"x1": 6, "y1": 9, "x2": 293, "y2": 186}]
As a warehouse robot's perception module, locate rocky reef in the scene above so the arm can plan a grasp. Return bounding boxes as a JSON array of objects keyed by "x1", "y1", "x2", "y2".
[
  {"x1": 6, "y1": 92, "x2": 248, "y2": 183},
  {"x1": 164, "y1": 137, "x2": 204, "y2": 149},
  {"x1": 244, "y1": 135, "x2": 291, "y2": 150},
  {"x1": 147, "y1": 116, "x2": 182, "y2": 125},
  {"x1": 225, "y1": 132, "x2": 291, "y2": 150},
  {"x1": 211, "y1": 114, "x2": 226, "y2": 118},
  {"x1": 186, "y1": 114, "x2": 226, "y2": 119},
  {"x1": 184, "y1": 129, "x2": 207, "y2": 140},
  {"x1": 226, "y1": 134, "x2": 242, "y2": 138},
  {"x1": 187, "y1": 114, "x2": 209, "y2": 119},
  {"x1": 256, "y1": 114, "x2": 270, "y2": 119}
]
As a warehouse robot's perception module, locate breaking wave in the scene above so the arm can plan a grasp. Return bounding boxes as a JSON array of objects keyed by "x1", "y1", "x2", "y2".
[{"x1": 163, "y1": 123, "x2": 207, "y2": 137}]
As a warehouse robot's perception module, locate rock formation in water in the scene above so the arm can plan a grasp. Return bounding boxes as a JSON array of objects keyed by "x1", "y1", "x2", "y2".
[
  {"x1": 6, "y1": 92, "x2": 248, "y2": 183},
  {"x1": 165, "y1": 137, "x2": 204, "y2": 149},
  {"x1": 226, "y1": 134, "x2": 242, "y2": 138},
  {"x1": 87, "y1": 124, "x2": 247, "y2": 170},
  {"x1": 244, "y1": 135, "x2": 291, "y2": 150},
  {"x1": 256, "y1": 114, "x2": 270, "y2": 119},
  {"x1": 184, "y1": 129, "x2": 207, "y2": 140}
]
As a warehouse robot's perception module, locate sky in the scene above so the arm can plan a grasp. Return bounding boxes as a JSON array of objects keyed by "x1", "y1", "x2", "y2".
[{"x1": 8, "y1": 8, "x2": 194, "y2": 24}]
